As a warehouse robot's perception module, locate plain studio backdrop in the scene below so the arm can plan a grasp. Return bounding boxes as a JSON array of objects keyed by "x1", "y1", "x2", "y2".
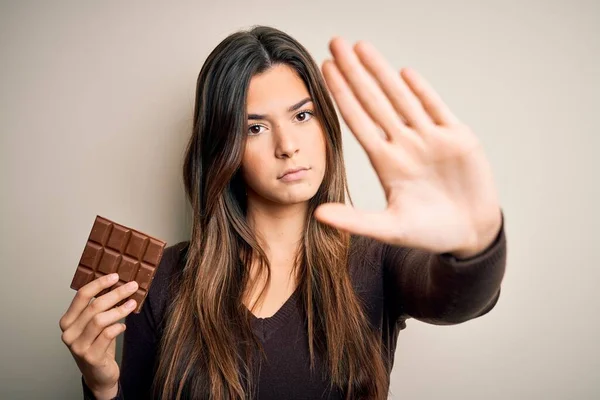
[{"x1": 1, "y1": 1, "x2": 598, "y2": 399}]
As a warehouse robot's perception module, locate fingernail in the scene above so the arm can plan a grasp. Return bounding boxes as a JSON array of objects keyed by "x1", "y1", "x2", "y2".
[
  {"x1": 126, "y1": 281, "x2": 138, "y2": 290},
  {"x1": 125, "y1": 299, "x2": 136, "y2": 309},
  {"x1": 109, "y1": 273, "x2": 119, "y2": 282}
]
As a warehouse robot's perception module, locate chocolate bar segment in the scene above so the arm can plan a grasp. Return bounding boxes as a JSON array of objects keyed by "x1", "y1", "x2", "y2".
[{"x1": 70, "y1": 216, "x2": 167, "y2": 313}]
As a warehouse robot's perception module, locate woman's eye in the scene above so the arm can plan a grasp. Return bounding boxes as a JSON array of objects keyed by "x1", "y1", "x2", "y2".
[
  {"x1": 248, "y1": 111, "x2": 313, "y2": 135},
  {"x1": 248, "y1": 125, "x2": 264, "y2": 135},
  {"x1": 295, "y1": 110, "x2": 314, "y2": 122}
]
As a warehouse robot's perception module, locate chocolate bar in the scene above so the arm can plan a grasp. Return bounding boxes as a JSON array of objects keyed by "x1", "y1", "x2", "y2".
[{"x1": 70, "y1": 215, "x2": 167, "y2": 313}]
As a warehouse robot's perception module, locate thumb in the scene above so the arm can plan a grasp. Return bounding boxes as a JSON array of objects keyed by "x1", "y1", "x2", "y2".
[{"x1": 314, "y1": 203, "x2": 399, "y2": 242}]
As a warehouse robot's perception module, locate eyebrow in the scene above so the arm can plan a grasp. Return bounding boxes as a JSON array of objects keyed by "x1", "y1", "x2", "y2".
[{"x1": 247, "y1": 97, "x2": 313, "y2": 120}]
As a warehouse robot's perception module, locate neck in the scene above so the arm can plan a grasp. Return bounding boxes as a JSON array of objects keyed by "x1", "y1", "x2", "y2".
[
  {"x1": 243, "y1": 195, "x2": 308, "y2": 312},
  {"x1": 245, "y1": 195, "x2": 308, "y2": 262}
]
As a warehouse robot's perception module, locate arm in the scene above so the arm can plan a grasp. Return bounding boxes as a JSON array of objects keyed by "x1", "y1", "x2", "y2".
[
  {"x1": 81, "y1": 294, "x2": 159, "y2": 400},
  {"x1": 80, "y1": 242, "x2": 186, "y2": 399},
  {"x1": 314, "y1": 37, "x2": 509, "y2": 326},
  {"x1": 383, "y1": 211, "x2": 507, "y2": 324}
]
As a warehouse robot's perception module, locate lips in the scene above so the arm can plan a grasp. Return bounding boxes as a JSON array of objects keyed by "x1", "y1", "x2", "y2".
[{"x1": 279, "y1": 167, "x2": 309, "y2": 179}]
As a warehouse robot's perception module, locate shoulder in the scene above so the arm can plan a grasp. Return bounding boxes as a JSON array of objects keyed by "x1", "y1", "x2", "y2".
[
  {"x1": 145, "y1": 240, "x2": 190, "y2": 330},
  {"x1": 153, "y1": 240, "x2": 190, "y2": 296}
]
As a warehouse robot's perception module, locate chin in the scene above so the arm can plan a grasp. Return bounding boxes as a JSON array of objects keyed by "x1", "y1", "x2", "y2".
[
  {"x1": 277, "y1": 191, "x2": 316, "y2": 205},
  {"x1": 271, "y1": 184, "x2": 320, "y2": 205}
]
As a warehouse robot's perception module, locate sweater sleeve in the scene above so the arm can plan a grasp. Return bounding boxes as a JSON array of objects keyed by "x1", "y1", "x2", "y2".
[
  {"x1": 80, "y1": 242, "x2": 185, "y2": 399},
  {"x1": 382, "y1": 210, "x2": 507, "y2": 324}
]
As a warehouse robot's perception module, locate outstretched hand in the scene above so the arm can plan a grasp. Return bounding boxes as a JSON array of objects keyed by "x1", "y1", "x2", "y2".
[{"x1": 314, "y1": 37, "x2": 502, "y2": 258}]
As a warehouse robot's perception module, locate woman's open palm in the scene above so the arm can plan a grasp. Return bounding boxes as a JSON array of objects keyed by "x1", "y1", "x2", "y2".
[{"x1": 315, "y1": 38, "x2": 502, "y2": 257}]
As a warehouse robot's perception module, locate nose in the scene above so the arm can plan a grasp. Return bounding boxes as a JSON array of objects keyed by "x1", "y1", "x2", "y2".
[{"x1": 274, "y1": 127, "x2": 299, "y2": 159}]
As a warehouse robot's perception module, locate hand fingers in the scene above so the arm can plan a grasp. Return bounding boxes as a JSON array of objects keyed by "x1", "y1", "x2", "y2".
[
  {"x1": 327, "y1": 37, "x2": 411, "y2": 143},
  {"x1": 314, "y1": 203, "x2": 403, "y2": 244},
  {"x1": 61, "y1": 280, "x2": 139, "y2": 347},
  {"x1": 87, "y1": 323, "x2": 124, "y2": 364},
  {"x1": 59, "y1": 273, "x2": 119, "y2": 332},
  {"x1": 351, "y1": 40, "x2": 434, "y2": 131},
  {"x1": 322, "y1": 59, "x2": 385, "y2": 153},
  {"x1": 75, "y1": 323, "x2": 126, "y2": 368},
  {"x1": 75, "y1": 299, "x2": 137, "y2": 351},
  {"x1": 400, "y1": 68, "x2": 460, "y2": 126}
]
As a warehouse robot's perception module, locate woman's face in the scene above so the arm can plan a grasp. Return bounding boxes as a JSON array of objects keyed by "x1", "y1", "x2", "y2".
[{"x1": 241, "y1": 64, "x2": 327, "y2": 206}]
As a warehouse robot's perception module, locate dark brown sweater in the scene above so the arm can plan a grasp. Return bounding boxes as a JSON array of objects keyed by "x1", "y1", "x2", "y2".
[{"x1": 82, "y1": 213, "x2": 507, "y2": 399}]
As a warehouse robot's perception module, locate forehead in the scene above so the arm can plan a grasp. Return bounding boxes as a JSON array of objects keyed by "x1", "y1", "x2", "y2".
[{"x1": 246, "y1": 64, "x2": 309, "y2": 111}]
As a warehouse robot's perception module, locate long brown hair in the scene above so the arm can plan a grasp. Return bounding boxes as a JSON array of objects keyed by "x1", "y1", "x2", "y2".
[{"x1": 153, "y1": 25, "x2": 388, "y2": 399}]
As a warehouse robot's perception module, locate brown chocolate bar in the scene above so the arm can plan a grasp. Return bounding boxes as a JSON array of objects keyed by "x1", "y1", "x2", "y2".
[{"x1": 70, "y1": 215, "x2": 167, "y2": 313}]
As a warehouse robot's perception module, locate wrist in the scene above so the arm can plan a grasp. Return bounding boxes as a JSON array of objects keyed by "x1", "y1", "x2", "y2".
[
  {"x1": 89, "y1": 382, "x2": 119, "y2": 400},
  {"x1": 451, "y1": 210, "x2": 503, "y2": 259}
]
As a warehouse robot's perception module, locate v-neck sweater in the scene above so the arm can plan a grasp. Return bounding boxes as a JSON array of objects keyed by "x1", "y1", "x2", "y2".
[
  {"x1": 249, "y1": 284, "x2": 302, "y2": 343},
  {"x1": 82, "y1": 214, "x2": 507, "y2": 399}
]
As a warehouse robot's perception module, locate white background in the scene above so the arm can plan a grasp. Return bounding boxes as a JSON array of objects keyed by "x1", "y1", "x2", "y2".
[{"x1": 1, "y1": 0, "x2": 598, "y2": 398}]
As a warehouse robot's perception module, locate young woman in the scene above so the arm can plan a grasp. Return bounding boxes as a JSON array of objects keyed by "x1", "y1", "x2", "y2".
[{"x1": 60, "y1": 25, "x2": 506, "y2": 400}]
